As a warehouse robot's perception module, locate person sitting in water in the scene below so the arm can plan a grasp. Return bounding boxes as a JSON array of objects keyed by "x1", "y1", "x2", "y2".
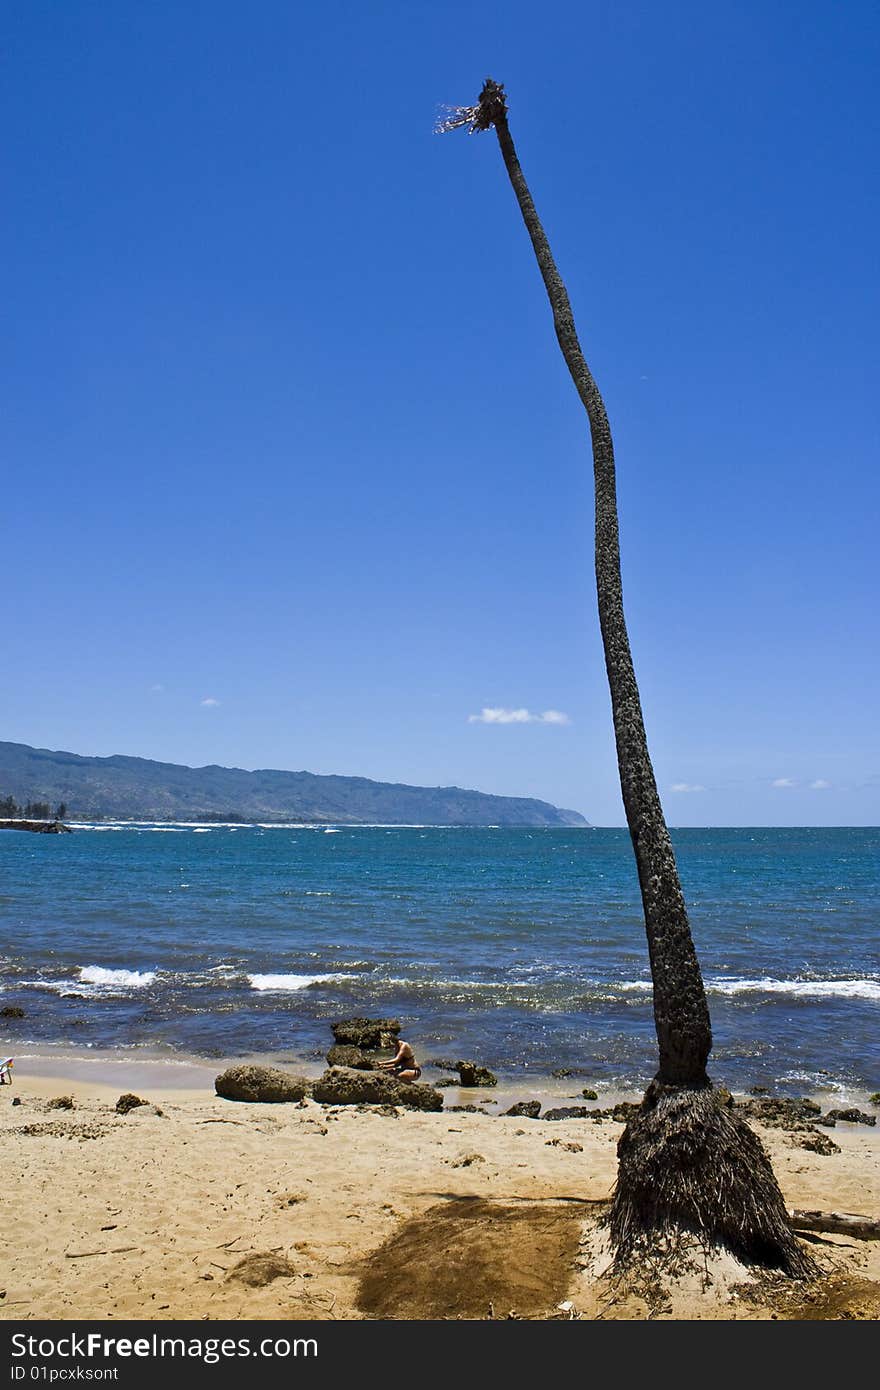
[{"x1": 377, "y1": 1038, "x2": 421, "y2": 1082}]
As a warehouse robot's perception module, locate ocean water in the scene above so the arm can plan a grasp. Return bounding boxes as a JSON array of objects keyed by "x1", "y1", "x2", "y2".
[{"x1": 1, "y1": 825, "x2": 877, "y2": 1097}]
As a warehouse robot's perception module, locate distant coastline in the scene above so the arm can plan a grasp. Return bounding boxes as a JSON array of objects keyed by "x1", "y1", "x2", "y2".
[{"x1": 0, "y1": 738, "x2": 588, "y2": 827}]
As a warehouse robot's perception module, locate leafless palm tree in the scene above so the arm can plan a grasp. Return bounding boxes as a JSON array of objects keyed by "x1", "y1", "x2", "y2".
[{"x1": 439, "y1": 79, "x2": 813, "y2": 1278}]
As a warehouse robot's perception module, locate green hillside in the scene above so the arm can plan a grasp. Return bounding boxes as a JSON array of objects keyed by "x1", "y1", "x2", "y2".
[{"x1": 0, "y1": 741, "x2": 588, "y2": 827}]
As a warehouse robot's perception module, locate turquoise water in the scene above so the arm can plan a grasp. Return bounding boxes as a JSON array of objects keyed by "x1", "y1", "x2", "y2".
[{"x1": 1, "y1": 825, "x2": 877, "y2": 1095}]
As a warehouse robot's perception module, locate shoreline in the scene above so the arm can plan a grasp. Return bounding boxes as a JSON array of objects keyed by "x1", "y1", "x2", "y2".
[
  {"x1": 6, "y1": 1042, "x2": 879, "y2": 1125},
  {"x1": 5, "y1": 1043, "x2": 645, "y2": 1112}
]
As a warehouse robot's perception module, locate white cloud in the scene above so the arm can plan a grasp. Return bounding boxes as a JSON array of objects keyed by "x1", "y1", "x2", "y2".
[
  {"x1": 810, "y1": 779, "x2": 832, "y2": 790},
  {"x1": 150, "y1": 683, "x2": 165, "y2": 694},
  {"x1": 468, "y1": 707, "x2": 571, "y2": 726},
  {"x1": 671, "y1": 782, "x2": 705, "y2": 793},
  {"x1": 538, "y1": 709, "x2": 570, "y2": 725},
  {"x1": 771, "y1": 777, "x2": 797, "y2": 788},
  {"x1": 200, "y1": 697, "x2": 221, "y2": 708}
]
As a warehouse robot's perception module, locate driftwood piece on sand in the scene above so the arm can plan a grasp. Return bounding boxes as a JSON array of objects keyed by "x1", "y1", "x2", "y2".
[{"x1": 789, "y1": 1209, "x2": 880, "y2": 1240}]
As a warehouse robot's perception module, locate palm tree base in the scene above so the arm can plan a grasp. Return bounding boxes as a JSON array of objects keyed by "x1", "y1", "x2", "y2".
[{"x1": 608, "y1": 1080, "x2": 817, "y2": 1279}]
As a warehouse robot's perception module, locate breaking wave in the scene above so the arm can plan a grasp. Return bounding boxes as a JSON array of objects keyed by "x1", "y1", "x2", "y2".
[
  {"x1": 247, "y1": 972, "x2": 352, "y2": 992},
  {"x1": 707, "y1": 976, "x2": 880, "y2": 1002}
]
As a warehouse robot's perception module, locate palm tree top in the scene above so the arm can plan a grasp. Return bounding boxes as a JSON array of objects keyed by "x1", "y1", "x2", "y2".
[{"x1": 436, "y1": 78, "x2": 508, "y2": 134}]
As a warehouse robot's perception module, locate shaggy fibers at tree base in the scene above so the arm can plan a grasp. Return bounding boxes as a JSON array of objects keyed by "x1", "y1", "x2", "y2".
[{"x1": 609, "y1": 1081, "x2": 817, "y2": 1279}]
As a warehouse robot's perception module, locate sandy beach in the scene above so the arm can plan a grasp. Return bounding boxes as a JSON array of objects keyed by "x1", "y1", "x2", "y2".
[{"x1": 2, "y1": 1053, "x2": 878, "y2": 1322}]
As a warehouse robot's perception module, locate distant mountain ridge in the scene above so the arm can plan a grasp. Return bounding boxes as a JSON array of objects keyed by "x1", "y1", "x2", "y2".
[{"x1": 0, "y1": 740, "x2": 588, "y2": 827}]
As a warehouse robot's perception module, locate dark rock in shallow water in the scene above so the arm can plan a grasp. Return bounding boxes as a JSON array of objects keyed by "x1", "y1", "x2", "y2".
[
  {"x1": 427, "y1": 1058, "x2": 459, "y2": 1071},
  {"x1": 0, "y1": 819, "x2": 71, "y2": 834},
  {"x1": 446, "y1": 1104, "x2": 482, "y2": 1113},
  {"x1": 551, "y1": 1068, "x2": 574, "y2": 1079},
  {"x1": 312, "y1": 1066, "x2": 442, "y2": 1112},
  {"x1": 215, "y1": 1065, "x2": 309, "y2": 1103},
  {"x1": 749, "y1": 1085, "x2": 770, "y2": 1095},
  {"x1": 331, "y1": 1018, "x2": 400, "y2": 1049},
  {"x1": 543, "y1": 1106, "x2": 590, "y2": 1122},
  {"x1": 325, "y1": 1044, "x2": 379, "y2": 1070},
  {"x1": 0, "y1": 1006, "x2": 25, "y2": 1019},
  {"x1": 870, "y1": 1093, "x2": 880, "y2": 1106},
  {"x1": 115, "y1": 1093, "x2": 148, "y2": 1115},
  {"x1": 456, "y1": 1062, "x2": 497, "y2": 1088},
  {"x1": 504, "y1": 1101, "x2": 541, "y2": 1119},
  {"x1": 820, "y1": 1107, "x2": 876, "y2": 1127},
  {"x1": 434, "y1": 1077, "x2": 460, "y2": 1088},
  {"x1": 581, "y1": 1089, "x2": 598, "y2": 1101}
]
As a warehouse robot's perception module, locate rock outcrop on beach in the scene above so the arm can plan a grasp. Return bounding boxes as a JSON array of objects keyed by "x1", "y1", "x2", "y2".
[
  {"x1": 799, "y1": 1131, "x2": 840, "y2": 1155},
  {"x1": 504, "y1": 1101, "x2": 542, "y2": 1118},
  {"x1": 326, "y1": 1044, "x2": 378, "y2": 1070},
  {"x1": 818, "y1": 1108, "x2": 876, "y2": 1127},
  {"x1": 734, "y1": 1096, "x2": 821, "y2": 1128},
  {"x1": 115, "y1": 1093, "x2": 149, "y2": 1114},
  {"x1": 544, "y1": 1105, "x2": 591, "y2": 1121},
  {"x1": 312, "y1": 1066, "x2": 443, "y2": 1112},
  {"x1": 593, "y1": 1102, "x2": 642, "y2": 1123},
  {"x1": 733, "y1": 1094, "x2": 843, "y2": 1154},
  {"x1": 215, "y1": 1065, "x2": 309, "y2": 1103}
]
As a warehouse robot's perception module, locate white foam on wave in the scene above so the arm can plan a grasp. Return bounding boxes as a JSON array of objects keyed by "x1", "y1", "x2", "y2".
[
  {"x1": 79, "y1": 966, "x2": 157, "y2": 989},
  {"x1": 19, "y1": 979, "x2": 90, "y2": 998},
  {"x1": 379, "y1": 975, "x2": 532, "y2": 991},
  {"x1": 708, "y1": 976, "x2": 880, "y2": 1002},
  {"x1": 18, "y1": 965, "x2": 158, "y2": 998},
  {"x1": 614, "y1": 976, "x2": 880, "y2": 1002},
  {"x1": 255, "y1": 823, "x2": 324, "y2": 829},
  {"x1": 247, "y1": 972, "x2": 351, "y2": 992}
]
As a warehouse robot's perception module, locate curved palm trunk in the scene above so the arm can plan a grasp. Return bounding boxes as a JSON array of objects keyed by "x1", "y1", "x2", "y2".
[
  {"x1": 441, "y1": 80, "x2": 814, "y2": 1277},
  {"x1": 479, "y1": 83, "x2": 710, "y2": 1087}
]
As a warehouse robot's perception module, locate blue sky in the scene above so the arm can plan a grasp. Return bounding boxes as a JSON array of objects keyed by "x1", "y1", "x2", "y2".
[{"x1": 2, "y1": 1, "x2": 878, "y2": 825}]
